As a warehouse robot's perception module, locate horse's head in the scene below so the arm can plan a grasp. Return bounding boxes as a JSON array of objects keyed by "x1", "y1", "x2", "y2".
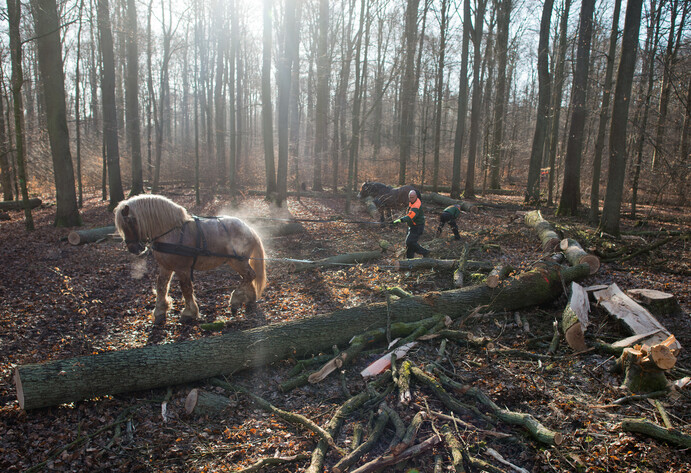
[
  {"x1": 115, "y1": 204, "x2": 147, "y2": 255},
  {"x1": 358, "y1": 182, "x2": 370, "y2": 198}
]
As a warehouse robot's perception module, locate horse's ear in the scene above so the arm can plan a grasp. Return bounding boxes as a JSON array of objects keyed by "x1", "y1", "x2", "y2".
[{"x1": 121, "y1": 205, "x2": 130, "y2": 217}]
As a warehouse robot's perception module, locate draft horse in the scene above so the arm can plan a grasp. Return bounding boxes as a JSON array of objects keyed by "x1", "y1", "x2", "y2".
[
  {"x1": 114, "y1": 194, "x2": 267, "y2": 325},
  {"x1": 358, "y1": 181, "x2": 421, "y2": 222}
]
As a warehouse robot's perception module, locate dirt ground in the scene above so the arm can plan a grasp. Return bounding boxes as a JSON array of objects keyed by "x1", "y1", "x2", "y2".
[{"x1": 1, "y1": 189, "x2": 689, "y2": 472}]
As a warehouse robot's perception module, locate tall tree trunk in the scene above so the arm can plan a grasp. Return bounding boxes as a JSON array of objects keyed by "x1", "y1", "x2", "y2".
[
  {"x1": 262, "y1": 0, "x2": 277, "y2": 195},
  {"x1": 600, "y1": 0, "x2": 643, "y2": 236},
  {"x1": 312, "y1": 0, "x2": 328, "y2": 191},
  {"x1": 451, "y1": 0, "x2": 471, "y2": 199},
  {"x1": 398, "y1": 0, "x2": 420, "y2": 185},
  {"x1": 589, "y1": 0, "x2": 621, "y2": 223},
  {"x1": 98, "y1": 0, "x2": 125, "y2": 208},
  {"x1": 228, "y1": 0, "x2": 237, "y2": 191},
  {"x1": 432, "y1": 0, "x2": 449, "y2": 192},
  {"x1": 489, "y1": 0, "x2": 512, "y2": 190},
  {"x1": 126, "y1": 0, "x2": 143, "y2": 196},
  {"x1": 214, "y1": 0, "x2": 227, "y2": 185},
  {"x1": 556, "y1": 0, "x2": 595, "y2": 216},
  {"x1": 464, "y1": 0, "x2": 487, "y2": 198},
  {"x1": 31, "y1": 0, "x2": 82, "y2": 225},
  {"x1": 289, "y1": 1, "x2": 302, "y2": 195},
  {"x1": 547, "y1": 0, "x2": 572, "y2": 205},
  {"x1": 194, "y1": 0, "x2": 201, "y2": 204},
  {"x1": 650, "y1": 0, "x2": 685, "y2": 172},
  {"x1": 630, "y1": 0, "x2": 662, "y2": 218},
  {"x1": 345, "y1": 0, "x2": 366, "y2": 214},
  {"x1": 276, "y1": 0, "x2": 296, "y2": 206},
  {"x1": 74, "y1": 0, "x2": 84, "y2": 207},
  {"x1": 6, "y1": 0, "x2": 33, "y2": 230},
  {"x1": 0, "y1": 59, "x2": 12, "y2": 201},
  {"x1": 525, "y1": 0, "x2": 555, "y2": 204}
]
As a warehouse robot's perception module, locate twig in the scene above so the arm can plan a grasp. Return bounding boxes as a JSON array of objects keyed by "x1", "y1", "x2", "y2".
[
  {"x1": 236, "y1": 454, "x2": 310, "y2": 472},
  {"x1": 332, "y1": 405, "x2": 389, "y2": 473},
  {"x1": 612, "y1": 390, "x2": 669, "y2": 405},
  {"x1": 349, "y1": 434, "x2": 441, "y2": 473}
]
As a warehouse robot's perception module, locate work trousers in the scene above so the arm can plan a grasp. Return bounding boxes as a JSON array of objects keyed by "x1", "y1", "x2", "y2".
[
  {"x1": 437, "y1": 211, "x2": 460, "y2": 240},
  {"x1": 405, "y1": 224, "x2": 429, "y2": 259}
]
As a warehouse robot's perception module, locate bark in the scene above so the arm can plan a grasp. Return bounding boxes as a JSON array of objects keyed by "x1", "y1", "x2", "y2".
[
  {"x1": 276, "y1": 0, "x2": 296, "y2": 205},
  {"x1": 432, "y1": 0, "x2": 449, "y2": 191},
  {"x1": 0, "y1": 75, "x2": 11, "y2": 201},
  {"x1": 67, "y1": 226, "x2": 118, "y2": 245},
  {"x1": 489, "y1": 0, "x2": 512, "y2": 189},
  {"x1": 14, "y1": 263, "x2": 590, "y2": 409},
  {"x1": 559, "y1": 238, "x2": 600, "y2": 274},
  {"x1": 312, "y1": 0, "x2": 328, "y2": 191},
  {"x1": 398, "y1": 0, "x2": 420, "y2": 185},
  {"x1": 0, "y1": 198, "x2": 41, "y2": 211},
  {"x1": 524, "y1": 210, "x2": 560, "y2": 252}
]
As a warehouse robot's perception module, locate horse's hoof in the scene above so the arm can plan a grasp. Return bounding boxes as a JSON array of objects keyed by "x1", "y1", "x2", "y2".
[
  {"x1": 180, "y1": 314, "x2": 199, "y2": 324},
  {"x1": 153, "y1": 314, "x2": 166, "y2": 326}
]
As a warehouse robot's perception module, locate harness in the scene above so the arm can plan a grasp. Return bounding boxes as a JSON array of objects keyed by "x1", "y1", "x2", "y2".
[{"x1": 151, "y1": 216, "x2": 247, "y2": 281}]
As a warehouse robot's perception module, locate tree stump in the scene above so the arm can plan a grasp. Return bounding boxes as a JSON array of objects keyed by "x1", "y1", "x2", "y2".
[
  {"x1": 615, "y1": 336, "x2": 678, "y2": 393},
  {"x1": 185, "y1": 388, "x2": 232, "y2": 417},
  {"x1": 627, "y1": 289, "x2": 684, "y2": 318}
]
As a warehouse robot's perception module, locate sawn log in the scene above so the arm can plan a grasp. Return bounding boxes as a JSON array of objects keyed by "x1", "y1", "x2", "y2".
[
  {"x1": 14, "y1": 263, "x2": 590, "y2": 410},
  {"x1": 0, "y1": 198, "x2": 41, "y2": 211},
  {"x1": 68, "y1": 226, "x2": 118, "y2": 245},
  {"x1": 524, "y1": 210, "x2": 560, "y2": 252}
]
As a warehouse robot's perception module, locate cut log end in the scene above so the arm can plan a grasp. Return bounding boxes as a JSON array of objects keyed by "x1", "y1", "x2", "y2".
[
  {"x1": 565, "y1": 323, "x2": 587, "y2": 352},
  {"x1": 67, "y1": 231, "x2": 82, "y2": 246},
  {"x1": 185, "y1": 388, "x2": 199, "y2": 415},
  {"x1": 13, "y1": 368, "x2": 24, "y2": 410},
  {"x1": 543, "y1": 238, "x2": 560, "y2": 253},
  {"x1": 581, "y1": 255, "x2": 601, "y2": 275}
]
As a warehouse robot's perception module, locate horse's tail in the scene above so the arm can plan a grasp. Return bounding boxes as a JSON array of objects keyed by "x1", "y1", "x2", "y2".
[{"x1": 249, "y1": 229, "x2": 267, "y2": 299}]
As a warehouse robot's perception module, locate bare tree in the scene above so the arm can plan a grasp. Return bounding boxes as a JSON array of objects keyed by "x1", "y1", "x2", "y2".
[
  {"x1": 30, "y1": 0, "x2": 82, "y2": 224},
  {"x1": 589, "y1": 0, "x2": 621, "y2": 223},
  {"x1": 432, "y1": 0, "x2": 449, "y2": 192},
  {"x1": 126, "y1": 0, "x2": 143, "y2": 196},
  {"x1": 557, "y1": 0, "x2": 595, "y2": 216},
  {"x1": 398, "y1": 0, "x2": 420, "y2": 185},
  {"x1": 276, "y1": 0, "x2": 297, "y2": 206},
  {"x1": 489, "y1": 0, "x2": 512, "y2": 190},
  {"x1": 6, "y1": 0, "x2": 33, "y2": 230},
  {"x1": 600, "y1": 0, "x2": 644, "y2": 236},
  {"x1": 525, "y1": 0, "x2": 554, "y2": 204},
  {"x1": 262, "y1": 0, "x2": 277, "y2": 195},
  {"x1": 451, "y1": 0, "x2": 471, "y2": 199}
]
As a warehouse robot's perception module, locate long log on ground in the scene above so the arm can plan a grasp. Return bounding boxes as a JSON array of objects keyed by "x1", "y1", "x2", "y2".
[
  {"x1": 422, "y1": 192, "x2": 478, "y2": 213},
  {"x1": 395, "y1": 258, "x2": 491, "y2": 272},
  {"x1": 67, "y1": 226, "x2": 118, "y2": 245},
  {"x1": 560, "y1": 238, "x2": 600, "y2": 274},
  {"x1": 14, "y1": 262, "x2": 590, "y2": 410},
  {"x1": 621, "y1": 418, "x2": 691, "y2": 448},
  {"x1": 291, "y1": 251, "x2": 383, "y2": 272},
  {"x1": 421, "y1": 185, "x2": 520, "y2": 196},
  {"x1": 0, "y1": 198, "x2": 41, "y2": 211},
  {"x1": 562, "y1": 282, "x2": 590, "y2": 351},
  {"x1": 593, "y1": 284, "x2": 682, "y2": 351},
  {"x1": 524, "y1": 210, "x2": 560, "y2": 252},
  {"x1": 255, "y1": 222, "x2": 305, "y2": 238}
]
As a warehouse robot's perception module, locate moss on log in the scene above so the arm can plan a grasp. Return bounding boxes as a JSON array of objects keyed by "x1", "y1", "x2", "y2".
[
  {"x1": 525, "y1": 210, "x2": 560, "y2": 252},
  {"x1": 14, "y1": 263, "x2": 590, "y2": 410}
]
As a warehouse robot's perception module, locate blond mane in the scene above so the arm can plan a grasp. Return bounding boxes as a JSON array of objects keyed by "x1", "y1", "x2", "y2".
[{"x1": 114, "y1": 194, "x2": 192, "y2": 241}]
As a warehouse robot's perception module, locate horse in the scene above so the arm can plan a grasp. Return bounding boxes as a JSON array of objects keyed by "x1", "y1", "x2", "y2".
[
  {"x1": 114, "y1": 194, "x2": 267, "y2": 326},
  {"x1": 358, "y1": 181, "x2": 421, "y2": 221}
]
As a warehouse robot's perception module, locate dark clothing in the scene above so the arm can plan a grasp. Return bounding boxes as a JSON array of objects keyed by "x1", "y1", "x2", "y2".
[
  {"x1": 401, "y1": 198, "x2": 425, "y2": 226},
  {"x1": 405, "y1": 224, "x2": 430, "y2": 258},
  {"x1": 437, "y1": 206, "x2": 461, "y2": 240}
]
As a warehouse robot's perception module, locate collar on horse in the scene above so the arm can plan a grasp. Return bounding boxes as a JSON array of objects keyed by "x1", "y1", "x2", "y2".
[{"x1": 151, "y1": 216, "x2": 247, "y2": 280}]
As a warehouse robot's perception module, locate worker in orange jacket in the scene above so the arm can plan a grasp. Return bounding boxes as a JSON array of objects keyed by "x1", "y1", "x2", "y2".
[{"x1": 392, "y1": 190, "x2": 430, "y2": 259}]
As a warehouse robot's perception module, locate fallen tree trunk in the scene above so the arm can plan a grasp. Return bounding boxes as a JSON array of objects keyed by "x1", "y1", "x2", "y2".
[
  {"x1": 422, "y1": 192, "x2": 478, "y2": 213},
  {"x1": 395, "y1": 258, "x2": 491, "y2": 272},
  {"x1": 14, "y1": 262, "x2": 590, "y2": 410},
  {"x1": 524, "y1": 210, "x2": 560, "y2": 252},
  {"x1": 68, "y1": 226, "x2": 118, "y2": 245},
  {"x1": 560, "y1": 238, "x2": 600, "y2": 274},
  {"x1": 256, "y1": 222, "x2": 305, "y2": 238},
  {"x1": 291, "y1": 251, "x2": 383, "y2": 272},
  {"x1": 486, "y1": 264, "x2": 514, "y2": 288},
  {"x1": 0, "y1": 198, "x2": 41, "y2": 211}
]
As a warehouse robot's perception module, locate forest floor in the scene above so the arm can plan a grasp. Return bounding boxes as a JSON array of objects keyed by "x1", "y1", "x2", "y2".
[{"x1": 0, "y1": 188, "x2": 689, "y2": 473}]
